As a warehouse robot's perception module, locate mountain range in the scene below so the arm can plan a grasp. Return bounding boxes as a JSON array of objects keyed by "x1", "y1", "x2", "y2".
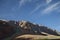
[{"x1": 0, "y1": 20, "x2": 60, "y2": 40}]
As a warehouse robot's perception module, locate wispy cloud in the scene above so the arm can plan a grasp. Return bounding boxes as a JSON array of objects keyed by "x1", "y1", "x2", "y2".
[
  {"x1": 19, "y1": 0, "x2": 26, "y2": 8},
  {"x1": 58, "y1": 10, "x2": 60, "y2": 13},
  {"x1": 42, "y1": 2, "x2": 60, "y2": 15},
  {"x1": 30, "y1": 4, "x2": 41, "y2": 15},
  {"x1": 46, "y1": 0, "x2": 52, "y2": 4},
  {"x1": 19, "y1": 0, "x2": 32, "y2": 8}
]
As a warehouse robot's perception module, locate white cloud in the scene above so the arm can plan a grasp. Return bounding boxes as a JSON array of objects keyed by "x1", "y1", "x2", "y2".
[
  {"x1": 30, "y1": 4, "x2": 41, "y2": 14},
  {"x1": 42, "y1": 2, "x2": 60, "y2": 15},
  {"x1": 19, "y1": 0, "x2": 33, "y2": 8},
  {"x1": 19, "y1": 0, "x2": 26, "y2": 8},
  {"x1": 46, "y1": 0, "x2": 52, "y2": 4},
  {"x1": 19, "y1": 0, "x2": 39, "y2": 8}
]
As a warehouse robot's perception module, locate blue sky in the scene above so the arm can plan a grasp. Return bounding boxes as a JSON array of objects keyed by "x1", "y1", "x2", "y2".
[{"x1": 0, "y1": 0, "x2": 60, "y2": 31}]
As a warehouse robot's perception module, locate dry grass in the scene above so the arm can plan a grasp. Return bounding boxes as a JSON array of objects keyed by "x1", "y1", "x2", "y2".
[{"x1": 13, "y1": 34, "x2": 60, "y2": 40}]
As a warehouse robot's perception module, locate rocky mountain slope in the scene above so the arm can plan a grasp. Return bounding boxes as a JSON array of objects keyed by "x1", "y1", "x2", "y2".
[
  {"x1": 0, "y1": 20, "x2": 60, "y2": 40},
  {"x1": 18, "y1": 20, "x2": 60, "y2": 36}
]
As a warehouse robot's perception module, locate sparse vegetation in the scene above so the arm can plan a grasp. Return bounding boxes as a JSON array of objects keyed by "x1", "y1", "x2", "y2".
[{"x1": 34, "y1": 39, "x2": 49, "y2": 40}]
